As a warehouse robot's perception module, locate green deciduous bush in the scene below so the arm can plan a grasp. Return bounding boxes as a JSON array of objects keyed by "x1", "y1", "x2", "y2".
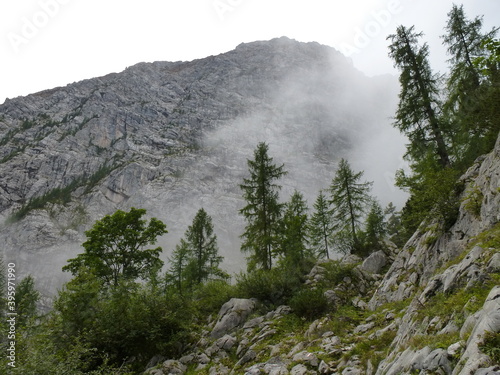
[
  {"x1": 288, "y1": 287, "x2": 329, "y2": 320},
  {"x1": 235, "y1": 267, "x2": 302, "y2": 306}
]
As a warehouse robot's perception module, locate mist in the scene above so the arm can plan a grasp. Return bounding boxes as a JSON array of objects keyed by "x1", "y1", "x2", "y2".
[{"x1": 154, "y1": 45, "x2": 409, "y2": 273}]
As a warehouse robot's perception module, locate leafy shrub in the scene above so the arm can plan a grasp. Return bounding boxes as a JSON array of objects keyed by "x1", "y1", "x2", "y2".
[
  {"x1": 235, "y1": 267, "x2": 302, "y2": 306},
  {"x1": 192, "y1": 279, "x2": 237, "y2": 315},
  {"x1": 289, "y1": 287, "x2": 329, "y2": 320},
  {"x1": 318, "y1": 260, "x2": 356, "y2": 288},
  {"x1": 463, "y1": 184, "x2": 483, "y2": 218}
]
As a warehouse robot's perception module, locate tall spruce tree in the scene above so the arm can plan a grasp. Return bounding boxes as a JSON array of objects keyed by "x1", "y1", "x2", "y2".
[
  {"x1": 240, "y1": 142, "x2": 287, "y2": 270},
  {"x1": 308, "y1": 190, "x2": 335, "y2": 259},
  {"x1": 388, "y1": 25, "x2": 451, "y2": 168},
  {"x1": 280, "y1": 190, "x2": 309, "y2": 265},
  {"x1": 329, "y1": 159, "x2": 372, "y2": 255}
]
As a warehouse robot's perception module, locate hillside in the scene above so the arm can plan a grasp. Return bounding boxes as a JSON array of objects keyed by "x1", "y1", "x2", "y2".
[
  {"x1": 0, "y1": 37, "x2": 401, "y2": 298},
  {"x1": 143, "y1": 134, "x2": 500, "y2": 374}
]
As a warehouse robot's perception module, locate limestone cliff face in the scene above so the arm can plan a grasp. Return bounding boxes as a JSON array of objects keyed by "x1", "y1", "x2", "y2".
[{"x1": 0, "y1": 37, "x2": 398, "y2": 295}]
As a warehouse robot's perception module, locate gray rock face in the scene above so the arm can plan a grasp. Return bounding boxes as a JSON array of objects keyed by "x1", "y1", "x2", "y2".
[
  {"x1": 211, "y1": 298, "x2": 257, "y2": 338},
  {"x1": 0, "y1": 37, "x2": 399, "y2": 298},
  {"x1": 369, "y1": 134, "x2": 500, "y2": 311},
  {"x1": 361, "y1": 250, "x2": 387, "y2": 274},
  {"x1": 372, "y1": 133, "x2": 500, "y2": 375}
]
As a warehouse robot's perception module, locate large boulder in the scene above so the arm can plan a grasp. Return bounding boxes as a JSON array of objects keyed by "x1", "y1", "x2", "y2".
[
  {"x1": 210, "y1": 298, "x2": 258, "y2": 339},
  {"x1": 361, "y1": 250, "x2": 387, "y2": 274}
]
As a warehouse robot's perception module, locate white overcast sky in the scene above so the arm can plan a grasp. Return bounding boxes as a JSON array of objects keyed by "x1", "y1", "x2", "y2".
[{"x1": 0, "y1": 0, "x2": 498, "y2": 104}]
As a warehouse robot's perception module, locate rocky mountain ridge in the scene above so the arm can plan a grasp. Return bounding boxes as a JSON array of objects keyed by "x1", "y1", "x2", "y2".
[
  {"x1": 143, "y1": 133, "x2": 500, "y2": 374},
  {"x1": 0, "y1": 37, "x2": 399, "y2": 296}
]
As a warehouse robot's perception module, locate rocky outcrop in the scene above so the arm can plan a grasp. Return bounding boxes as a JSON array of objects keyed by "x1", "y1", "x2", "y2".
[
  {"x1": 210, "y1": 298, "x2": 258, "y2": 339},
  {"x1": 370, "y1": 133, "x2": 500, "y2": 375}
]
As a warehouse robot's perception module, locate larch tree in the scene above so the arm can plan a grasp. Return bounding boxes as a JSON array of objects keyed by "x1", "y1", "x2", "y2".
[
  {"x1": 329, "y1": 159, "x2": 372, "y2": 255},
  {"x1": 361, "y1": 201, "x2": 386, "y2": 254},
  {"x1": 167, "y1": 239, "x2": 190, "y2": 294},
  {"x1": 240, "y1": 142, "x2": 287, "y2": 270},
  {"x1": 442, "y1": 4, "x2": 498, "y2": 164},
  {"x1": 183, "y1": 208, "x2": 226, "y2": 286},
  {"x1": 388, "y1": 25, "x2": 451, "y2": 169},
  {"x1": 279, "y1": 190, "x2": 309, "y2": 265},
  {"x1": 308, "y1": 190, "x2": 335, "y2": 259}
]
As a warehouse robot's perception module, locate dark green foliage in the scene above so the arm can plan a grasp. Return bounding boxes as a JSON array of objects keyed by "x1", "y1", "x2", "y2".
[
  {"x1": 396, "y1": 161, "x2": 461, "y2": 241},
  {"x1": 235, "y1": 267, "x2": 302, "y2": 306},
  {"x1": 191, "y1": 280, "x2": 237, "y2": 315},
  {"x1": 15, "y1": 276, "x2": 40, "y2": 328},
  {"x1": 388, "y1": 8, "x2": 500, "y2": 244},
  {"x1": 53, "y1": 278, "x2": 192, "y2": 371},
  {"x1": 388, "y1": 25, "x2": 451, "y2": 168},
  {"x1": 184, "y1": 208, "x2": 226, "y2": 285},
  {"x1": 329, "y1": 158, "x2": 373, "y2": 256},
  {"x1": 167, "y1": 208, "x2": 227, "y2": 292},
  {"x1": 443, "y1": 6, "x2": 499, "y2": 170},
  {"x1": 358, "y1": 201, "x2": 386, "y2": 256},
  {"x1": 240, "y1": 142, "x2": 287, "y2": 270},
  {"x1": 167, "y1": 239, "x2": 191, "y2": 295},
  {"x1": 289, "y1": 288, "x2": 329, "y2": 321},
  {"x1": 384, "y1": 202, "x2": 404, "y2": 247},
  {"x1": 63, "y1": 208, "x2": 167, "y2": 286},
  {"x1": 279, "y1": 191, "x2": 310, "y2": 265},
  {"x1": 308, "y1": 190, "x2": 335, "y2": 259}
]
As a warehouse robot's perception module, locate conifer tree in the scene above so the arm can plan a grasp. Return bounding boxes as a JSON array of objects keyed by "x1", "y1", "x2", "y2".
[
  {"x1": 388, "y1": 25, "x2": 451, "y2": 168},
  {"x1": 329, "y1": 159, "x2": 372, "y2": 255},
  {"x1": 167, "y1": 239, "x2": 190, "y2": 294},
  {"x1": 182, "y1": 208, "x2": 226, "y2": 286},
  {"x1": 308, "y1": 190, "x2": 335, "y2": 259},
  {"x1": 443, "y1": 5, "x2": 491, "y2": 94},
  {"x1": 361, "y1": 201, "x2": 386, "y2": 254},
  {"x1": 384, "y1": 202, "x2": 403, "y2": 246},
  {"x1": 442, "y1": 5, "x2": 498, "y2": 164},
  {"x1": 280, "y1": 190, "x2": 309, "y2": 265},
  {"x1": 240, "y1": 142, "x2": 287, "y2": 270}
]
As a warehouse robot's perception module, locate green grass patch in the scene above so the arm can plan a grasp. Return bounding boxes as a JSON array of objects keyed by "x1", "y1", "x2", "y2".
[
  {"x1": 408, "y1": 331, "x2": 460, "y2": 351},
  {"x1": 478, "y1": 331, "x2": 500, "y2": 364},
  {"x1": 416, "y1": 273, "x2": 500, "y2": 327},
  {"x1": 346, "y1": 330, "x2": 397, "y2": 370}
]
